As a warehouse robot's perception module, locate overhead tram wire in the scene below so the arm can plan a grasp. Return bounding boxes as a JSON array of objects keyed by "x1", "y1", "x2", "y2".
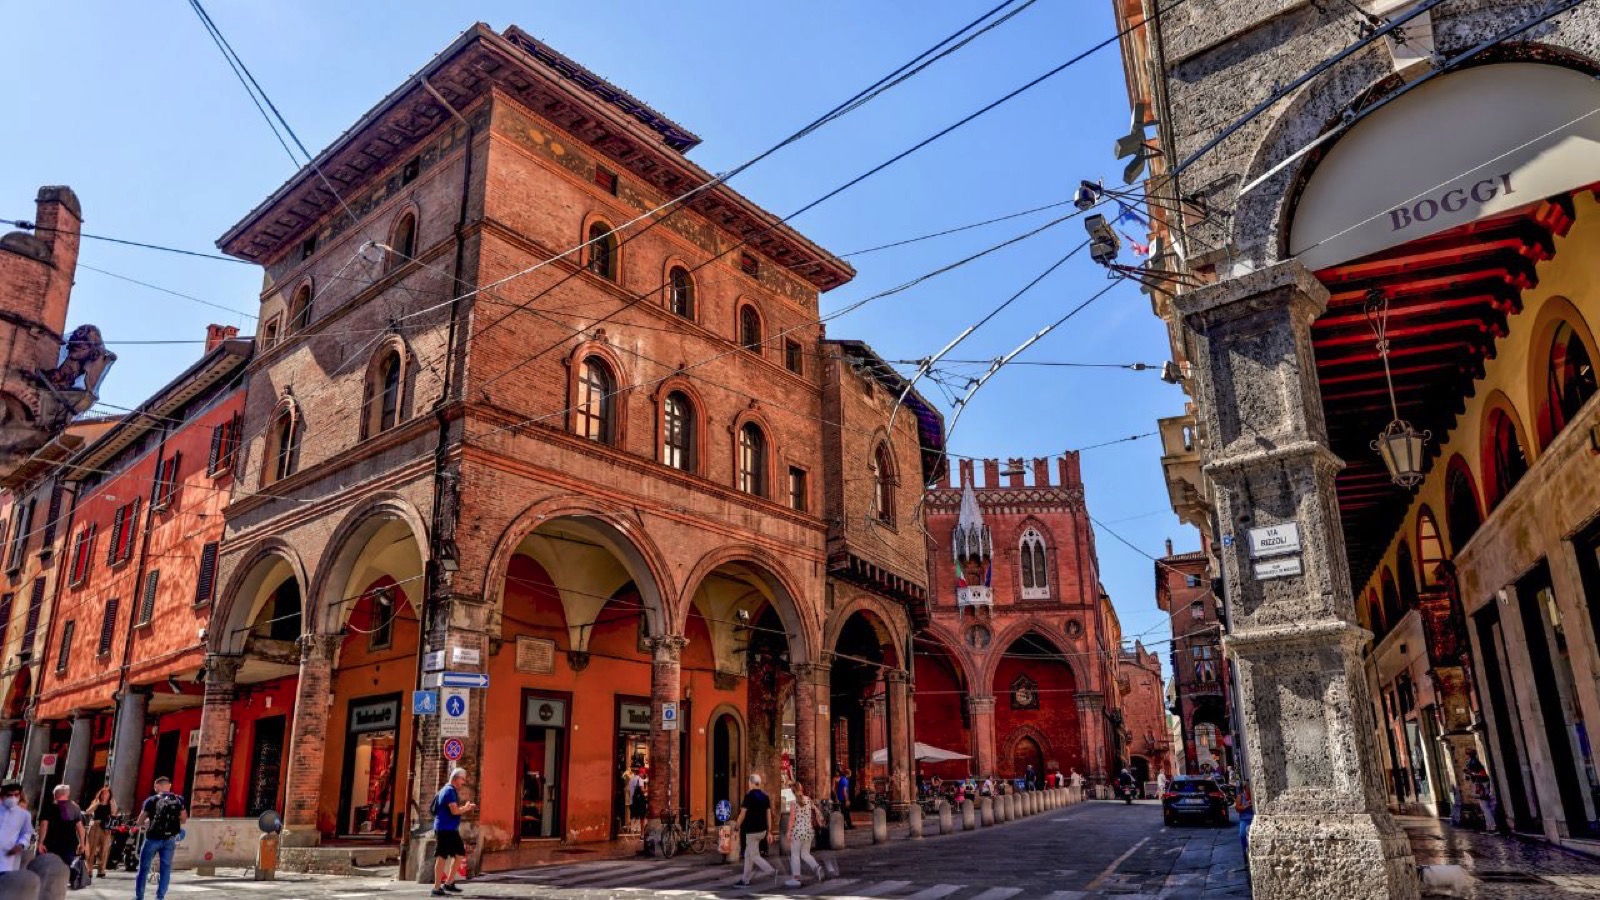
[{"x1": 76, "y1": 264, "x2": 258, "y2": 320}]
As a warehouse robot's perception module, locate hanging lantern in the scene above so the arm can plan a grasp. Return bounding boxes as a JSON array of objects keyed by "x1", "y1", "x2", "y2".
[
  {"x1": 1365, "y1": 290, "x2": 1431, "y2": 489},
  {"x1": 1372, "y1": 418, "x2": 1429, "y2": 488}
]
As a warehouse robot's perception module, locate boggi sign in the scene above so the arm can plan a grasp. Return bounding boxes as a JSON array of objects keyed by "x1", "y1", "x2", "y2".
[{"x1": 1387, "y1": 173, "x2": 1515, "y2": 232}]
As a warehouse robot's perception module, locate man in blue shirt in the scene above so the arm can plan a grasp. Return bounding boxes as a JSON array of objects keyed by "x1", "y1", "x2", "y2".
[
  {"x1": 432, "y1": 768, "x2": 477, "y2": 897},
  {"x1": 834, "y1": 769, "x2": 853, "y2": 830}
]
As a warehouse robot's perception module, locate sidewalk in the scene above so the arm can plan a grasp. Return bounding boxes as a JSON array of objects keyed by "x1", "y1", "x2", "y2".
[{"x1": 1402, "y1": 815, "x2": 1600, "y2": 898}]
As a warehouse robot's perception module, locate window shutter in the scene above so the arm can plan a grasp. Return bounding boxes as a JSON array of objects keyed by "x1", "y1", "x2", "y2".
[
  {"x1": 0, "y1": 593, "x2": 12, "y2": 650},
  {"x1": 138, "y1": 570, "x2": 160, "y2": 626},
  {"x1": 41, "y1": 480, "x2": 63, "y2": 547},
  {"x1": 208, "y1": 423, "x2": 224, "y2": 474},
  {"x1": 117, "y1": 499, "x2": 141, "y2": 562},
  {"x1": 97, "y1": 599, "x2": 118, "y2": 656},
  {"x1": 23, "y1": 577, "x2": 45, "y2": 653},
  {"x1": 55, "y1": 621, "x2": 74, "y2": 673},
  {"x1": 108, "y1": 505, "x2": 127, "y2": 564},
  {"x1": 195, "y1": 543, "x2": 219, "y2": 605}
]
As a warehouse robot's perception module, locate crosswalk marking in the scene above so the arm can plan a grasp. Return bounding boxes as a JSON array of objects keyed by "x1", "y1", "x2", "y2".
[
  {"x1": 1042, "y1": 892, "x2": 1090, "y2": 900},
  {"x1": 965, "y1": 888, "x2": 1024, "y2": 900},
  {"x1": 642, "y1": 867, "x2": 734, "y2": 888},
  {"x1": 848, "y1": 880, "x2": 913, "y2": 897},
  {"x1": 903, "y1": 885, "x2": 966, "y2": 900},
  {"x1": 781, "y1": 876, "x2": 859, "y2": 895}
]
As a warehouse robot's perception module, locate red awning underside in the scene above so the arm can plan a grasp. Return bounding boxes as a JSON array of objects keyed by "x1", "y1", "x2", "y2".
[{"x1": 1312, "y1": 192, "x2": 1581, "y2": 585}]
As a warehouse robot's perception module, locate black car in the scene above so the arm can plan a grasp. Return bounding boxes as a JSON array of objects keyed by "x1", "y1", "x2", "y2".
[{"x1": 1162, "y1": 776, "x2": 1230, "y2": 827}]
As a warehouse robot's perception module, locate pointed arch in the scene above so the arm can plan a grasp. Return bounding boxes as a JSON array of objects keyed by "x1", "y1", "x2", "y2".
[
  {"x1": 1416, "y1": 505, "x2": 1447, "y2": 588},
  {"x1": 1018, "y1": 523, "x2": 1052, "y2": 600},
  {"x1": 1481, "y1": 391, "x2": 1531, "y2": 510},
  {"x1": 1444, "y1": 455, "x2": 1484, "y2": 550}
]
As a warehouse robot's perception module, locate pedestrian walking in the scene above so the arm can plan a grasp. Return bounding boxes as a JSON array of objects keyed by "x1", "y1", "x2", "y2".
[
  {"x1": 783, "y1": 780, "x2": 825, "y2": 888},
  {"x1": 134, "y1": 775, "x2": 187, "y2": 900},
  {"x1": 432, "y1": 768, "x2": 478, "y2": 897},
  {"x1": 734, "y1": 773, "x2": 776, "y2": 886},
  {"x1": 85, "y1": 786, "x2": 115, "y2": 877},
  {"x1": 37, "y1": 783, "x2": 85, "y2": 866},
  {"x1": 1235, "y1": 781, "x2": 1255, "y2": 853},
  {"x1": 1155, "y1": 772, "x2": 1168, "y2": 798},
  {"x1": 626, "y1": 767, "x2": 647, "y2": 831},
  {"x1": 980, "y1": 775, "x2": 994, "y2": 797},
  {"x1": 834, "y1": 769, "x2": 854, "y2": 830},
  {"x1": 0, "y1": 783, "x2": 29, "y2": 874}
]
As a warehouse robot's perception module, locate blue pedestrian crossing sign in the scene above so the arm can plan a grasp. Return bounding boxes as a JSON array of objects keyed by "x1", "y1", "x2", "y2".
[
  {"x1": 412, "y1": 690, "x2": 438, "y2": 716},
  {"x1": 445, "y1": 693, "x2": 467, "y2": 717}
]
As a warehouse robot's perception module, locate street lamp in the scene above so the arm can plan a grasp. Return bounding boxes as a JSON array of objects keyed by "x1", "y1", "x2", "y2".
[{"x1": 1365, "y1": 290, "x2": 1430, "y2": 488}]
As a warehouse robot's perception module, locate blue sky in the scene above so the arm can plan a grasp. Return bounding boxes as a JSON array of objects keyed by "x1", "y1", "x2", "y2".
[{"x1": 1, "y1": 2, "x2": 1195, "y2": 674}]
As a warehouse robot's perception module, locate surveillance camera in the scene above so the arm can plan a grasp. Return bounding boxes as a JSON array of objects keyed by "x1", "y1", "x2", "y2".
[
  {"x1": 1085, "y1": 215, "x2": 1120, "y2": 266},
  {"x1": 1074, "y1": 180, "x2": 1104, "y2": 212},
  {"x1": 735, "y1": 609, "x2": 751, "y2": 625},
  {"x1": 1160, "y1": 361, "x2": 1182, "y2": 384}
]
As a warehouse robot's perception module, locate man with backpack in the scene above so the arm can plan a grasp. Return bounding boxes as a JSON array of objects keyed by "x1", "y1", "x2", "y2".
[
  {"x1": 432, "y1": 768, "x2": 477, "y2": 897},
  {"x1": 134, "y1": 775, "x2": 186, "y2": 900}
]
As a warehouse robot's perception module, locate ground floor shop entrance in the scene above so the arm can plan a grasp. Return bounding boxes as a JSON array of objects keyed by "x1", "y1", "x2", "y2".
[
  {"x1": 613, "y1": 698, "x2": 650, "y2": 837},
  {"x1": 337, "y1": 694, "x2": 401, "y2": 839},
  {"x1": 519, "y1": 692, "x2": 568, "y2": 841}
]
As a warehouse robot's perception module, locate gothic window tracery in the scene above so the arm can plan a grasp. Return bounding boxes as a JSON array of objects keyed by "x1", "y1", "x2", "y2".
[{"x1": 1019, "y1": 527, "x2": 1049, "y2": 600}]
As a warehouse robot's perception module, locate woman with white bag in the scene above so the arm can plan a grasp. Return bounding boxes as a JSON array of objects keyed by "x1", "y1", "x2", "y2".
[{"x1": 784, "y1": 780, "x2": 826, "y2": 888}]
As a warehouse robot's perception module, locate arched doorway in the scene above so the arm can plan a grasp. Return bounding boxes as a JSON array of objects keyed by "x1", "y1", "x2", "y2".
[
  {"x1": 1129, "y1": 755, "x2": 1151, "y2": 789},
  {"x1": 708, "y1": 711, "x2": 742, "y2": 828},
  {"x1": 830, "y1": 611, "x2": 899, "y2": 807},
  {"x1": 992, "y1": 631, "x2": 1078, "y2": 779},
  {"x1": 1012, "y1": 736, "x2": 1044, "y2": 782}
]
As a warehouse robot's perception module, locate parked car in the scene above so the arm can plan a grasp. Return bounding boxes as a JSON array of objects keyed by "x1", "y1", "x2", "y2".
[{"x1": 1162, "y1": 776, "x2": 1230, "y2": 827}]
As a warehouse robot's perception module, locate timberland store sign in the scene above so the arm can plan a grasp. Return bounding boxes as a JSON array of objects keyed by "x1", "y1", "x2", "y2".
[{"x1": 1289, "y1": 63, "x2": 1600, "y2": 271}]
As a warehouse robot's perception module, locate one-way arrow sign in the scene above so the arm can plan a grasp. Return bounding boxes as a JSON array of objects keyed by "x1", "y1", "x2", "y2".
[{"x1": 440, "y1": 671, "x2": 490, "y2": 689}]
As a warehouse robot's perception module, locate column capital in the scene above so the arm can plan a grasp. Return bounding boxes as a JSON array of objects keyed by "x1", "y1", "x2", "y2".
[
  {"x1": 1173, "y1": 259, "x2": 1329, "y2": 327},
  {"x1": 791, "y1": 662, "x2": 829, "y2": 685},
  {"x1": 203, "y1": 653, "x2": 245, "y2": 685},
  {"x1": 1075, "y1": 692, "x2": 1104, "y2": 712},
  {"x1": 967, "y1": 696, "x2": 995, "y2": 715},
  {"x1": 296, "y1": 632, "x2": 341, "y2": 662},
  {"x1": 647, "y1": 634, "x2": 688, "y2": 663},
  {"x1": 884, "y1": 668, "x2": 909, "y2": 685}
]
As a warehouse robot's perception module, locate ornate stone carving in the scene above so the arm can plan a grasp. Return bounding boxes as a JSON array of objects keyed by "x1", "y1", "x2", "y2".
[{"x1": 566, "y1": 650, "x2": 591, "y2": 672}]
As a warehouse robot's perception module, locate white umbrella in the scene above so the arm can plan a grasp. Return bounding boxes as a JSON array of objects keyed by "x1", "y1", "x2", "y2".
[{"x1": 870, "y1": 742, "x2": 972, "y2": 764}]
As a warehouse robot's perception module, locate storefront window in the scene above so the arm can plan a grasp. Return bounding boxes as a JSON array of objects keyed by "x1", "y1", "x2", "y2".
[
  {"x1": 520, "y1": 694, "x2": 567, "y2": 840},
  {"x1": 341, "y1": 696, "x2": 400, "y2": 837}
]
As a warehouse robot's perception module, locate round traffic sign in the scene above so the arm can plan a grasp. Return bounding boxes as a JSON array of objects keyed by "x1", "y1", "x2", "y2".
[
  {"x1": 443, "y1": 738, "x2": 465, "y2": 761},
  {"x1": 445, "y1": 693, "x2": 467, "y2": 717}
]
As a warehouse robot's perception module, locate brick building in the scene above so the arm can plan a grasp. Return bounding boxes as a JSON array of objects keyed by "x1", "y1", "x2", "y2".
[
  {"x1": 1117, "y1": 640, "x2": 1172, "y2": 787},
  {"x1": 0, "y1": 187, "x2": 115, "y2": 474},
  {"x1": 198, "y1": 23, "x2": 941, "y2": 873},
  {"x1": 918, "y1": 454, "x2": 1132, "y2": 787},
  {"x1": 1153, "y1": 547, "x2": 1230, "y2": 778}
]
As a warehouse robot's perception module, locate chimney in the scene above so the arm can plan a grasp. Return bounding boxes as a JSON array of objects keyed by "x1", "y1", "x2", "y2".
[
  {"x1": 1165, "y1": 538, "x2": 1174, "y2": 557},
  {"x1": 33, "y1": 186, "x2": 82, "y2": 335},
  {"x1": 205, "y1": 324, "x2": 239, "y2": 354}
]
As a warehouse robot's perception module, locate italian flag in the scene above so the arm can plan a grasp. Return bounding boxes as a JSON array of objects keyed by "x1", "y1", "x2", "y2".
[{"x1": 955, "y1": 558, "x2": 969, "y2": 589}]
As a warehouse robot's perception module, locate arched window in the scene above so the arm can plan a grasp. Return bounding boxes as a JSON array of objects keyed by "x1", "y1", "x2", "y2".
[
  {"x1": 738, "y1": 422, "x2": 766, "y2": 497},
  {"x1": 1483, "y1": 407, "x2": 1529, "y2": 509},
  {"x1": 266, "y1": 409, "x2": 298, "y2": 485},
  {"x1": 667, "y1": 267, "x2": 694, "y2": 319},
  {"x1": 288, "y1": 286, "x2": 312, "y2": 333},
  {"x1": 1544, "y1": 320, "x2": 1597, "y2": 443},
  {"x1": 378, "y1": 350, "x2": 401, "y2": 432},
  {"x1": 389, "y1": 213, "x2": 417, "y2": 270},
  {"x1": 1445, "y1": 458, "x2": 1483, "y2": 550},
  {"x1": 739, "y1": 304, "x2": 762, "y2": 352},
  {"x1": 586, "y1": 222, "x2": 617, "y2": 280},
  {"x1": 1366, "y1": 589, "x2": 1385, "y2": 636},
  {"x1": 1019, "y1": 527, "x2": 1050, "y2": 600},
  {"x1": 1395, "y1": 541, "x2": 1419, "y2": 610},
  {"x1": 1416, "y1": 506, "x2": 1446, "y2": 588},
  {"x1": 661, "y1": 391, "x2": 694, "y2": 471},
  {"x1": 1380, "y1": 568, "x2": 1403, "y2": 634},
  {"x1": 575, "y1": 357, "x2": 615, "y2": 443},
  {"x1": 873, "y1": 443, "x2": 895, "y2": 525}
]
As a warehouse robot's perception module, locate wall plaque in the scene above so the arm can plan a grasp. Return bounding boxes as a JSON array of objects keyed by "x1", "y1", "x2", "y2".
[{"x1": 516, "y1": 636, "x2": 556, "y2": 674}]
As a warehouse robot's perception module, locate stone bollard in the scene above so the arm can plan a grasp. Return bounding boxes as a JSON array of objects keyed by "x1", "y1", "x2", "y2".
[
  {"x1": 937, "y1": 799, "x2": 952, "y2": 835},
  {"x1": 872, "y1": 806, "x2": 888, "y2": 844},
  {"x1": 0, "y1": 870, "x2": 41, "y2": 900},
  {"x1": 780, "y1": 810, "x2": 793, "y2": 855},
  {"x1": 1001, "y1": 794, "x2": 1013, "y2": 821},
  {"x1": 980, "y1": 796, "x2": 994, "y2": 826},
  {"x1": 995, "y1": 794, "x2": 1007, "y2": 822},
  {"x1": 829, "y1": 811, "x2": 847, "y2": 852},
  {"x1": 908, "y1": 803, "x2": 924, "y2": 839},
  {"x1": 961, "y1": 799, "x2": 976, "y2": 831},
  {"x1": 1031, "y1": 792, "x2": 1041, "y2": 814},
  {"x1": 28, "y1": 854, "x2": 67, "y2": 900}
]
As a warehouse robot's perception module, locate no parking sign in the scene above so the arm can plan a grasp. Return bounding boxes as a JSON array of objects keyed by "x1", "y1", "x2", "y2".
[{"x1": 443, "y1": 738, "x2": 464, "y2": 761}]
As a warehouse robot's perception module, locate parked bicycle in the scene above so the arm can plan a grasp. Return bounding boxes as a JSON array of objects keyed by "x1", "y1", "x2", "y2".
[{"x1": 657, "y1": 811, "x2": 708, "y2": 858}]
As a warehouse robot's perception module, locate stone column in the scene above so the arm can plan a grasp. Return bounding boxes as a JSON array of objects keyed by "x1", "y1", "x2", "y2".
[
  {"x1": 969, "y1": 696, "x2": 996, "y2": 776},
  {"x1": 108, "y1": 687, "x2": 152, "y2": 814},
  {"x1": 1076, "y1": 694, "x2": 1107, "y2": 784},
  {"x1": 648, "y1": 635, "x2": 686, "y2": 821},
  {"x1": 191, "y1": 654, "x2": 243, "y2": 818},
  {"x1": 282, "y1": 633, "x2": 340, "y2": 846},
  {"x1": 0, "y1": 721, "x2": 16, "y2": 781},
  {"x1": 1178, "y1": 261, "x2": 1418, "y2": 899},
  {"x1": 885, "y1": 669, "x2": 912, "y2": 812},
  {"x1": 61, "y1": 713, "x2": 91, "y2": 801},
  {"x1": 19, "y1": 720, "x2": 50, "y2": 809},
  {"x1": 793, "y1": 664, "x2": 827, "y2": 798}
]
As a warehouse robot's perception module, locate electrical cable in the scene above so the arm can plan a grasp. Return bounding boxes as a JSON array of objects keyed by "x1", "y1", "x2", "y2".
[{"x1": 0, "y1": 220, "x2": 248, "y2": 265}]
